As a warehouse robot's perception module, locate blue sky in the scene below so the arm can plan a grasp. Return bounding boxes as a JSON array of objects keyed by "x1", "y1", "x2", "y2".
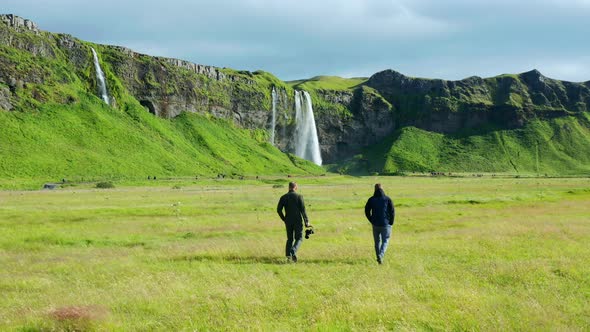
[{"x1": 4, "y1": 0, "x2": 590, "y2": 81}]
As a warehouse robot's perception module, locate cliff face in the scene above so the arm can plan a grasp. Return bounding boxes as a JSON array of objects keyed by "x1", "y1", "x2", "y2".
[
  {"x1": 0, "y1": 15, "x2": 397, "y2": 163},
  {"x1": 365, "y1": 69, "x2": 590, "y2": 134},
  {"x1": 0, "y1": 15, "x2": 291, "y2": 144},
  {"x1": 286, "y1": 69, "x2": 589, "y2": 163},
  {"x1": 313, "y1": 88, "x2": 395, "y2": 162},
  {"x1": 0, "y1": 15, "x2": 326, "y2": 183},
  {"x1": 1, "y1": 15, "x2": 589, "y2": 169},
  {"x1": 0, "y1": 15, "x2": 53, "y2": 112}
]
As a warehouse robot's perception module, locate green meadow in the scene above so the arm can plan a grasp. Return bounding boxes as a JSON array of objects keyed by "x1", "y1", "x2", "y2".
[{"x1": 1, "y1": 175, "x2": 589, "y2": 331}]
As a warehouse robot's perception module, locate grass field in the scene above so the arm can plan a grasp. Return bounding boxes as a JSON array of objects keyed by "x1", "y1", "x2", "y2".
[
  {"x1": 1, "y1": 175, "x2": 589, "y2": 331},
  {"x1": 288, "y1": 76, "x2": 368, "y2": 91}
]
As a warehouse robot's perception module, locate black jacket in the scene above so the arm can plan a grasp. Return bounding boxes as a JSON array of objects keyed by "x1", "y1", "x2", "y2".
[
  {"x1": 277, "y1": 190, "x2": 309, "y2": 224},
  {"x1": 365, "y1": 189, "x2": 395, "y2": 226}
]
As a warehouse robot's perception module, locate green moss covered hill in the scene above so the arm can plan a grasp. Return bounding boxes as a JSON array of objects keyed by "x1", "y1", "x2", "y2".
[
  {"x1": 340, "y1": 114, "x2": 590, "y2": 175},
  {"x1": 290, "y1": 70, "x2": 590, "y2": 175},
  {"x1": 0, "y1": 15, "x2": 322, "y2": 188},
  {"x1": 1, "y1": 14, "x2": 589, "y2": 186}
]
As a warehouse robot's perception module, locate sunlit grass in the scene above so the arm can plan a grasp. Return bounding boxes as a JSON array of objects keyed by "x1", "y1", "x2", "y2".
[
  {"x1": 0, "y1": 175, "x2": 589, "y2": 330},
  {"x1": 288, "y1": 76, "x2": 368, "y2": 91}
]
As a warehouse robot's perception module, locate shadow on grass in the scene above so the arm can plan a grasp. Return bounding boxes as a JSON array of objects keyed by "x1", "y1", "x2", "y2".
[{"x1": 170, "y1": 254, "x2": 366, "y2": 265}]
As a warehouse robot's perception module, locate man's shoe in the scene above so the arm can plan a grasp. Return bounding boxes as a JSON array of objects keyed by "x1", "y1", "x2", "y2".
[
  {"x1": 292, "y1": 255, "x2": 297, "y2": 263},
  {"x1": 377, "y1": 257, "x2": 382, "y2": 264}
]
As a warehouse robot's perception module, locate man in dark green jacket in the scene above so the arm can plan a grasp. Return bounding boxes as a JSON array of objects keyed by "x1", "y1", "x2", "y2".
[{"x1": 277, "y1": 182, "x2": 310, "y2": 262}]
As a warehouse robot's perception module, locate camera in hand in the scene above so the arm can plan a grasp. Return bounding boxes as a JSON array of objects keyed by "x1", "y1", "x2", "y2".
[{"x1": 305, "y1": 227, "x2": 315, "y2": 239}]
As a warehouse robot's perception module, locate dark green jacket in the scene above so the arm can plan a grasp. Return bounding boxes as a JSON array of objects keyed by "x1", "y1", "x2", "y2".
[{"x1": 277, "y1": 190, "x2": 309, "y2": 224}]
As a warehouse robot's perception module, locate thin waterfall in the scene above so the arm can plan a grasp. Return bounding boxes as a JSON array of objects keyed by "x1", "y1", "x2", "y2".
[
  {"x1": 294, "y1": 90, "x2": 322, "y2": 165},
  {"x1": 91, "y1": 47, "x2": 109, "y2": 105},
  {"x1": 281, "y1": 89, "x2": 288, "y2": 146},
  {"x1": 270, "y1": 87, "x2": 277, "y2": 145},
  {"x1": 294, "y1": 91, "x2": 304, "y2": 157}
]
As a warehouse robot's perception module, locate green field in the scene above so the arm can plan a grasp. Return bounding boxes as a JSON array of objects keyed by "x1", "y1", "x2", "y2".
[
  {"x1": 288, "y1": 76, "x2": 368, "y2": 91},
  {"x1": 1, "y1": 175, "x2": 589, "y2": 330}
]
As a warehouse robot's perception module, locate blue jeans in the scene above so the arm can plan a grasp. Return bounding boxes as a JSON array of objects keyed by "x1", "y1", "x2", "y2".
[
  {"x1": 372, "y1": 225, "x2": 392, "y2": 260},
  {"x1": 285, "y1": 221, "x2": 303, "y2": 257}
]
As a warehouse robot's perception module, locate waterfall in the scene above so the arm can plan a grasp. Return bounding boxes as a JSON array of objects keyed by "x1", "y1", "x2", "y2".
[
  {"x1": 294, "y1": 90, "x2": 322, "y2": 165},
  {"x1": 281, "y1": 89, "x2": 288, "y2": 146},
  {"x1": 270, "y1": 87, "x2": 277, "y2": 145},
  {"x1": 91, "y1": 47, "x2": 109, "y2": 105}
]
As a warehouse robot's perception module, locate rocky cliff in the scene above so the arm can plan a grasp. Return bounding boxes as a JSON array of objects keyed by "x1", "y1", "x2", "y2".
[
  {"x1": 0, "y1": 15, "x2": 398, "y2": 163},
  {"x1": 365, "y1": 69, "x2": 589, "y2": 132},
  {"x1": 292, "y1": 67, "x2": 590, "y2": 163},
  {"x1": 1, "y1": 15, "x2": 589, "y2": 171},
  {"x1": 309, "y1": 87, "x2": 395, "y2": 162},
  {"x1": 0, "y1": 15, "x2": 327, "y2": 184}
]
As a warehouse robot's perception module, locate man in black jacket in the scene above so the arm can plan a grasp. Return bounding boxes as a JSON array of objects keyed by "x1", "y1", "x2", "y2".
[
  {"x1": 277, "y1": 182, "x2": 310, "y2": 262},
  {"x1": 365, "y1": 183, "x2": 395, "y2": 264}
]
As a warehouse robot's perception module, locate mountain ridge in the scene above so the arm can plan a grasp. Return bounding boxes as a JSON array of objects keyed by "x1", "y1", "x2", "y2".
[
  {"x1": 0, "y1": 14, "x2": 324, "y2": 188},
  {"x1": 1, "y1": 14, "x2": 589, "y2": 180}
]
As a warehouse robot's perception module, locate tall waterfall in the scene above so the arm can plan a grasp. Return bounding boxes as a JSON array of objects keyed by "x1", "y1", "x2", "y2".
[
  {"x1": 91, "y1": 47, "x2": 109, "y2": 105},
  {"x1": 294, "y1": 91, "x2": 322, "y2": 165},
  {"x1": 270, "y1": 87, "x2": 277, "y2": 145}
]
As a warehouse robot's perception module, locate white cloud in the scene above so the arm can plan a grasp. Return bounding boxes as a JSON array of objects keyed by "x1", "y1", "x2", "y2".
[
  {"x1": 240, "y1": 0, "x2": 454, "y2": 40},
  {"x1": 535, "y1": 57, "x2": 590, "y2": 82},
  {"x1": 2, "y1": 0, "x2": 589, "y2": 81}
]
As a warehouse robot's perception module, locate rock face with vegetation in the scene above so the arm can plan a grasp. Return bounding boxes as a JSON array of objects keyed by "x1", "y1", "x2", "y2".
[
  {"x1": 0, "y1": 15, "x2": 325, "y2": 187},
  {"x1": 1, "y1": 14, "x2": 590, "y2": 179},
  {"x1": 308, "y1": 87, "x2": 396, "y2": 162},
  {"x1": 290, "y1": 71, "x2": 590, "y2": 174},
  {"x1": 0, "y1": 14, "x2": 294, "y2": 129},
  {"x1": 365, "y1": 69, "x2": 589, "y2": 132}
]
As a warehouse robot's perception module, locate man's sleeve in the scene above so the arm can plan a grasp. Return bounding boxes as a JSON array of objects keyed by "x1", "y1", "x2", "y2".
[
  {"x1": 365, "y1": 199, "x2": 372, "y2": 222},
  {"x1": 299, "y1": 195, "x2": 309, "y2": 224},
  {"x1": 388, "y1": 198, "x2": 395, "y2": 225},
  {"x1": 277, "y1": 196, "x2": 286, "y2": 221}
]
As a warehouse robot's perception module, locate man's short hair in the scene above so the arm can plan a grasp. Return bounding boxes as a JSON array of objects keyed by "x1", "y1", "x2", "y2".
[
  {"x1": 289, "y1": 182, "x2": 297, "y2": 190},
  {"x1": 374, "y1": 183, "x2": 382, "y2": 190}
]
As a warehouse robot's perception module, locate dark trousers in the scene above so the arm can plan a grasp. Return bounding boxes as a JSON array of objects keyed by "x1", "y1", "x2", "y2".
[{"x1": 285, "y1": 221, "x2": 303, "y2": 257}]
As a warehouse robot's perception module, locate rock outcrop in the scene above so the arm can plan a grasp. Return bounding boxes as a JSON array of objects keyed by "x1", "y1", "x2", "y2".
[
  {"x1": 0, "y1": 14, "x2": 39, "y2": 33},
  {"x1": 314, "y1": 88, "x2": 395, "y2": 162}
]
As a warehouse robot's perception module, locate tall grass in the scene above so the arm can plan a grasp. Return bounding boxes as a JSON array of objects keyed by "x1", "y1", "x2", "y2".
[{"x1": 0, "y1": 176, "x2": 588, "y2": 330}]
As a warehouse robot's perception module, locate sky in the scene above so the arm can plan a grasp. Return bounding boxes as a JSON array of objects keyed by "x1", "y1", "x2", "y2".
[{"x1": 4, "y1": 0, "x2": 590, "y2": 82}]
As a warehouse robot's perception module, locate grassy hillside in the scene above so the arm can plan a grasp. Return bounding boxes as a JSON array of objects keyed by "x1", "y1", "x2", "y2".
[
  {"x1": 337, "y1": 113, "x2": 590, "y2": 175},
  {"x1": 2, "y1": 18, "x2": 589, "y2": 181},
  {"x1": 290, "y1": 71, "x2": 589, "y2": 175},
  {"x1": 0, "y1": 22, "x2": 324, "y2": 189},
  {"x1": 0, "y1": 91, "x2": 323, "y2": 189}
]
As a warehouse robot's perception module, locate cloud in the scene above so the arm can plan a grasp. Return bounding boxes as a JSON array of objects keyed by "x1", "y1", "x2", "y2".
[
  {"x1": 241, "y1": 0, "x2": 454, "y2": 40},
  {"x1": 535, "y1": 57, "x2": 590, "y2": 82},
  {"x1": 2, "y1": 0, "x2": 589, "y2": 81}
]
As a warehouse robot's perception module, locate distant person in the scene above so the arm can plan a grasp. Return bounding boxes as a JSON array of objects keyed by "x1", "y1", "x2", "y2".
[
  {"x1": 277, "y1": 182, "x2": 310, "y2": 262},
  {"x1": 365, "y1": 183, "x2": 395, "y2": 264}
]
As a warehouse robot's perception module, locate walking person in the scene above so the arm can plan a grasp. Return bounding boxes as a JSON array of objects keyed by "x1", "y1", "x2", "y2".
[
  {"x1": 277, "y1": 182, "x2": 310, "y2": 262},
  {"x1": 365, "y1": 183, "x2": 395, "y2": 264}
]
